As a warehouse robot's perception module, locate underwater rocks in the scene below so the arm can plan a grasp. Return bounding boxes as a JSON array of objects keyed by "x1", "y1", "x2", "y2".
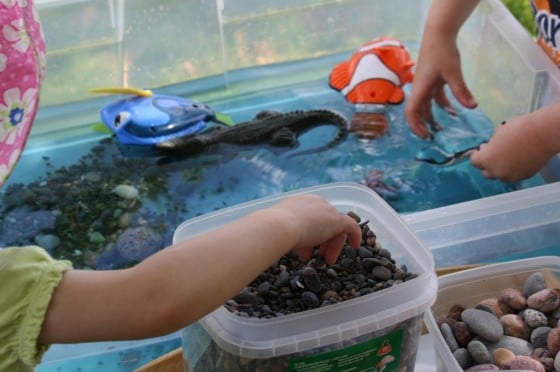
[
  {"x1": 113, "y1": 184, "x2": 140, "y2": 200},
  {"x1": 438, "y1": 271, "x2": 560, "y2": 371},
  {"x1": 1, "y1": 207, "x2": 57, "y2": 245},
  {"x1": 89, "y1": 226, "x2": 164, "y2": 269},
  {"x1": 116, "y1": 226, "x2": 163, "y2": 261},
  {"x1": 225, "y1": 212, "x2": 418, "y2": 318},
  {"x1": 0, "y1": 138, "x2": 189, "y2": 269}
]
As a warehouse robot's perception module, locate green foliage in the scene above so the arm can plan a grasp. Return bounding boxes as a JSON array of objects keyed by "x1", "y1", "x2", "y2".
[{"x1": 502, "y1": 0, "x2": 536, "y2": 36}]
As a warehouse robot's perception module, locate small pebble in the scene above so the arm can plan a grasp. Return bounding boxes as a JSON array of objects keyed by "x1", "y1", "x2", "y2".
[
  {"x1": 441, "y1": 322, "x2": 459, "y2": 352},
  {"x1": 524, "y1": 309, "x2": 549, "y2": 329},
  {"x1": 492, "y1": 347, "x2": 516, "y2": 368},
  {"x1": 527, "y1": 288, "x2": 560, "y2": 313},
  {"x1": 475, "y1": 298, "x2": 503, "y2": 318},
  {"x1": 301, "y1": 291, "x2": 320, "y2": 308},
  {"x1": 501, "y1": 355, "x2": 545, "y2": 372},
  {"x1": 530, "y1": 326, "x2": 551, "y2": 349},
  {"x1": 467, "y1": 340, "x2": 491, "y2": 364},
  {"x1": 34, "y1": 234, "x2": 61, "y2": 252},
  {"x1": 347, "y1": 211, "x2": 360, "y2": 223},
  {"x1": 370, "y1": 266, "x2": 392, "y2": 281},
  {"x1": 451, "y1": 320, "x2": 472, "y2": 347},
  {"x1": 498, "y1": 288, "x2": 526, "y2": 311},
  {"x1": 500, "y1": 313, "x2": 530, "y2": 340},
  {"x1": 547, "y1": 326, "x2": 560, "y2": 355},
  {"x1": 302, "y1": 267, "x2": 322, "y2": 292},
  {"x1": 523, "y1": 272, "x2": 547, "y2": 298},
  {"x1": 453, "y1": 348, "x2": 472, "y2": 369},
  {"x1": 113, "y1": 184, "x2": 139, "y2": 200},
  {"x1": 357, "y1": 246, "x2": 373, "y2": 259},
  {"x1": 447, "y1": 304, "x2": 467, "y2": 322},
  {"x1": 274, "y1": 271, "x2": 290, "y2": 288},
  {"x1": 232, "y1": 291, "x2": 260, "y2": 306}
]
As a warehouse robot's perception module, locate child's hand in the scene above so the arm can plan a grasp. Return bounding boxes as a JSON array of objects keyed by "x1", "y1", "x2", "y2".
[
  {"x1": 405, "y1": 28, "x2": 477, "y2": 139},
  {"x1": 269, "y1": 194, "x2": 362, "y2": 264},
  {"x1": 470, "y1": 114, "x2": 555, "y2": 182}
]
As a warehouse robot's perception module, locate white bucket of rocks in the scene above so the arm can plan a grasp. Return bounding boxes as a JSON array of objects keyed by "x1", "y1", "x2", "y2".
[{"x1": 174, "y1": 182, "x2": 438, "y2": 371}]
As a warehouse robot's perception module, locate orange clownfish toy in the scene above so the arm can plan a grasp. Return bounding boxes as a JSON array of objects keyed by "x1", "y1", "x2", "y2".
[{"x1": 329, "y1": 36, "x2": 415, "y2": 105}]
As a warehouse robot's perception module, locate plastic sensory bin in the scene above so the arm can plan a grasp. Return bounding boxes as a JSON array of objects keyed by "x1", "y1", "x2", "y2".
[
  {"x1": 173, "y1": 182, "x2": 437, "y2": 371},
  {"x1": 424, "y1": 256, "x2": 560, "y2": 372},
  {"x1": 403, "y1": 182, "x2": 560, "y2": 267}
]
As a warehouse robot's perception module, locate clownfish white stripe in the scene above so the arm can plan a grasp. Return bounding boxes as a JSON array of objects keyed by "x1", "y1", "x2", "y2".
[{"x1": 340, "y1": 54, "x2": 401, "y2": 96}]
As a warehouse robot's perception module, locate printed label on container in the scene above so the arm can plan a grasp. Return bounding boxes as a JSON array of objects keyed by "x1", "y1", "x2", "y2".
[{"x1": 288, "y1": 328, "x2": 403, "y2": 372}]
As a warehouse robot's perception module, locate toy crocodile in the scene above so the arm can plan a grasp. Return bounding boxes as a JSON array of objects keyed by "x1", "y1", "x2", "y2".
[{"x1": 154, "y1": 109, "x2": 349, "y2": 158}]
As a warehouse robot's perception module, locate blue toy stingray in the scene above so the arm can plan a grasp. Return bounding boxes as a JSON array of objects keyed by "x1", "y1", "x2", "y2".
[{"x1": 91, "y1": 87, "x2": 233, "y2": 151}]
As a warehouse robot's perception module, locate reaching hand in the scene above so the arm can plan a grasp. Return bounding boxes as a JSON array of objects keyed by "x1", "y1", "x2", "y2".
[
  {"x1": 269, "y1": 194, "x2": 362, "y2": 264},
  {"x1": 405, "y1": 25, "x2": 477, "y2": 139},
  {"x1": 470, "y1": 113, "x2": 556, "y2": 182}
]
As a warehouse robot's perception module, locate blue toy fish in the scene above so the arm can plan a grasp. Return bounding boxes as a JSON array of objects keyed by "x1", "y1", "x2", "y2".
[{"x1": 91, "y1": 87, "x2": 233, "y2": 148}]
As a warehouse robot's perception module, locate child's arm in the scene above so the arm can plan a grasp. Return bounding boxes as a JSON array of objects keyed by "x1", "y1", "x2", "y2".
[
  {"x1": 470, "y1": 102, "x2": 560, "y2": 182},
  {"x1": 38, "y1": 194, "x2": 362, "y2": 343},
  {"x1": 404, "y1": 0, "x2": 480, "y2": 138}
]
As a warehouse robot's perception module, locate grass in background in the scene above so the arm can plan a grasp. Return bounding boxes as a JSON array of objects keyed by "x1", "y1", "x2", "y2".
[{"x1": 502, "y1": 0, "x2": 536, "y2": 36}]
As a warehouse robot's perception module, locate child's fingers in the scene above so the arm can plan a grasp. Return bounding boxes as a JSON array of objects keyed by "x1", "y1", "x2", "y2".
[
  {"x1": 446, "y1": 75, "x2": 477, "y2": 109},
  {"x1": 319, "y1": 233, "x2": 347, "y2": 265}
]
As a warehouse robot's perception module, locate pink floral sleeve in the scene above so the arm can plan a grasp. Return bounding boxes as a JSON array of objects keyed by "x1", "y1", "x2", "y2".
[{"x1": 0, "y1": 0, "x2": 46, "y2": 187}]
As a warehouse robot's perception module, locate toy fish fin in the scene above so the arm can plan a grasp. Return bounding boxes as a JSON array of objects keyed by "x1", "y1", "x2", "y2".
[
  {"x1": 89, "y1": 87, "x2": 153, "y2": 97},
  {"x1": 91, "y1": 121, "x2": 112, "y2": 134},
  {"x1": 215, "y1": 112, "x2": 235, "y2": 126},
  {"x1": 388, "y1": 88, "x2": 405, "y2": 104},
  {"x1": 329, "y1": 61, "x2": 352, "y2": 91}
]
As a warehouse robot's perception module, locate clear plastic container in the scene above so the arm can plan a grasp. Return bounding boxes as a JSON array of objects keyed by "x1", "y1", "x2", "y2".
[
  {"x1": 403, "y1": 182, "x2": 560, "y2": 267},
  {"x1": 173, "y1": 182, "x2": 438, "y2": 371}
]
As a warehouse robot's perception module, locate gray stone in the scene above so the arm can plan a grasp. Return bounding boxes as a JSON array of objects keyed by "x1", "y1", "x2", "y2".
[
  {"x1": 34, "y1": 234, "x2": 61, "y2": 252},
  {"x1": 468, "y1": 340, "x2": 491, "y2": 364},
  {"x1": 441, "y1": 322, "x2": 459, "y2": 352},
  {"x1": 481, "y1": 335, "x2": 534, "y2": 356},
  {"x1": 523, "y1": 309, "x2": 549, "y2": 329},
  {"x1": 462, "y1": 308, "x2": 503, "y2": 342},
  {"x1": 523, "y1": 272, "x2": 547, "y2": 298},
  {"x1": 453, "y1": 347, "x2": 472, "y2": 369}
]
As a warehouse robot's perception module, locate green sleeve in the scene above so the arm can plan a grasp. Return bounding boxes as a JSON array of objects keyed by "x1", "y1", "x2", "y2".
[{"x1": 0, "y1": 246, "x2": 72, "y2": 371}]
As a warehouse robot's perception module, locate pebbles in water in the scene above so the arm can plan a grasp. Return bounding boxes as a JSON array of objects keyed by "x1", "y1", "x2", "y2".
[
  {"x1": 116, "y1": 226, "x2": 162, "y2": 261},
  {"x1": 2, "y1": 207, "x2": 57, "y2": 244},
  {"x1": 113, "y1": 184, "x2": 140, "y2": 200}
]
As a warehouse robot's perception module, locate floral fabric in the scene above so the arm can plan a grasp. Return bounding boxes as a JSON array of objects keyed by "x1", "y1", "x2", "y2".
[{"x1": 0, "y1": 0, "x2": 46, "y2": 187}]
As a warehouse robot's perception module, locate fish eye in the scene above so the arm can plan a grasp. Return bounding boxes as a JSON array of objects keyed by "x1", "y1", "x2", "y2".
[{"x1": 114, "y1": 111, "x2": 131, "y2": 128}]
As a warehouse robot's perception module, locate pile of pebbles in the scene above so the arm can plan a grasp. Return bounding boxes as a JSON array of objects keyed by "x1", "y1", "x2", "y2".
[
  {"x1": 437, "y1": 271, "x2": 560, "y2": 371},
  {"x1": 187, "y1": 211, "x2": 424, "y2": 371},
  {"x1": 225, "y1": 211, "x2": 418, "y2": 317}
]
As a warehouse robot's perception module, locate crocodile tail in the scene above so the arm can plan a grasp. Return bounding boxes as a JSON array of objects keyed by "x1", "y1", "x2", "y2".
[{"x1": 286, "y1": 109, "x2": 349, "y2": 158}]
